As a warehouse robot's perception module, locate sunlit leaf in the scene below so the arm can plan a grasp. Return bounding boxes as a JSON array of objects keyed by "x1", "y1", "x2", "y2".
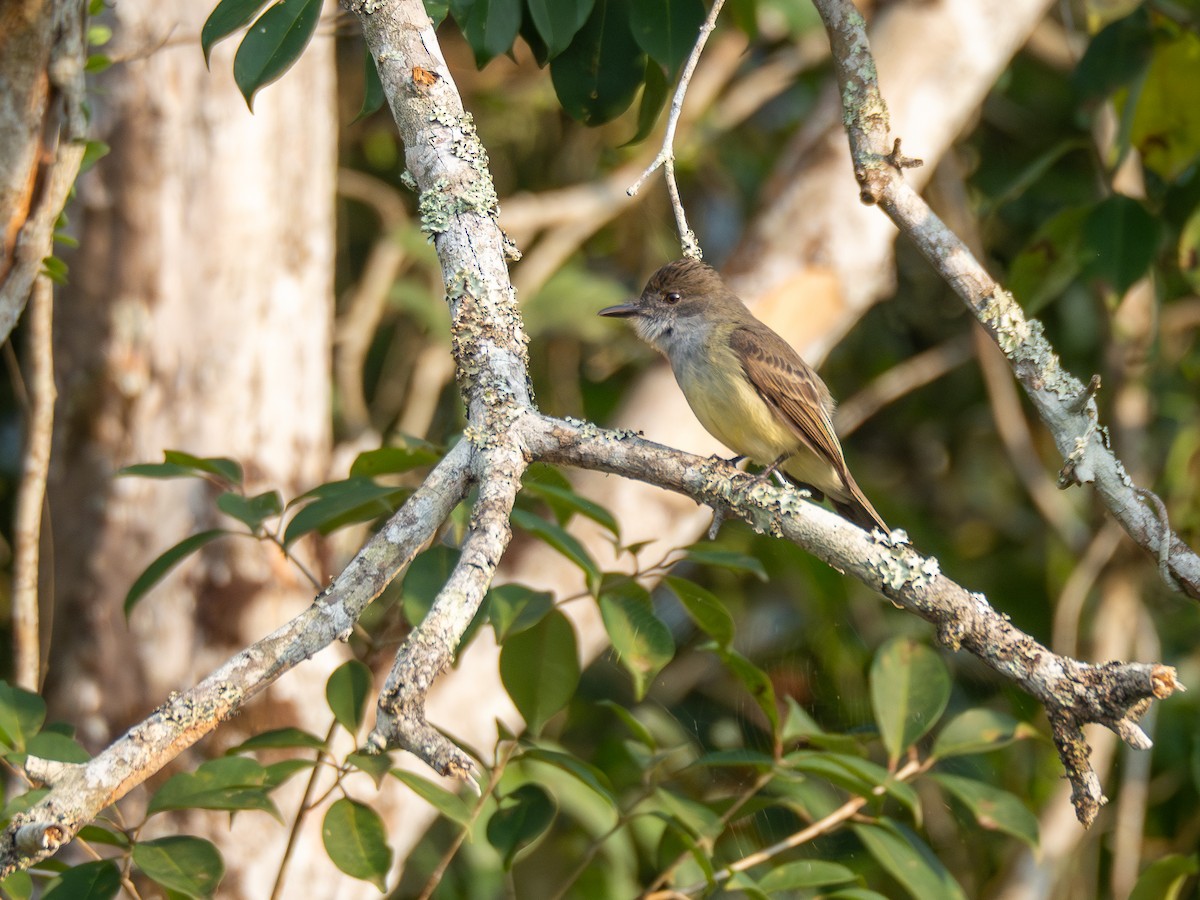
[
  {"x1": 0, "y1": 683, "x2": 46, "y2": 753},
  {"x1": 599, "y1": 579, "x2": 674, "y2": 700},
  {"x1": 931, "y1": 709, "x2": 1036, "y2": 759},
  {"x1": 1129, "y1": 854, "x2": 1200, "y2": 900},
  {"x1": 932, "y1": 774, "x2": 1039, "y2": 847},
  {"x1": 869, "y1": 638, "x2": 950, "y2": 765},
  {"x1": 758, "y1": 860, "x2": 857, "y2": 892}
]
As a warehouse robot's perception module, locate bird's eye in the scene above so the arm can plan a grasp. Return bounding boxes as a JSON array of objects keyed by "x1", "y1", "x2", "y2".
[{"x1": 664, "y1": 291, "x2": 681, "y2": 304}]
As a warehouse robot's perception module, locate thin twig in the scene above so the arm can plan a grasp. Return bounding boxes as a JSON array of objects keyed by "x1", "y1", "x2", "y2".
[
  {"x1": 627, "y1": 0, "x2": 727, "y2": 258},
  {"x1": 12, "y1": 276, "x2": 55, "y2": 691},
  {"x1": 269, "y1": 720, "x2": 337, "y2": 900}
]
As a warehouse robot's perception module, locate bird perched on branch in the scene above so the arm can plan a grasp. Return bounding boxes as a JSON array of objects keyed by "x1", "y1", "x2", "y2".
[{"x1": 600, "y1": 258, "x2": 888, "y2": 533}]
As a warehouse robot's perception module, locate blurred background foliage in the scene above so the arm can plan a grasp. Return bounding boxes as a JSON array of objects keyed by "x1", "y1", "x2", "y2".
[{"x1": 320, "y1": 0, "x2": 1200, "y2": 895}]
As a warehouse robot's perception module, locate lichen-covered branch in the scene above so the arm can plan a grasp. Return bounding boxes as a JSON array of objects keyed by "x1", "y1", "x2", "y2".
[
  {"x1": 812, "y1": 0, "x2": 1200, "y2": 600},
  {"x1": 524, "y1": 412, "x2": 1181, "y2": 826},
  {"x1": 0, "y1": 441, "x2": 473, "y2": 875}
]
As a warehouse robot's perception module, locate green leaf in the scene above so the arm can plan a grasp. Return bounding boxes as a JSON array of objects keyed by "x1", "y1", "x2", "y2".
[
  {"x1": 1129, "y1": 854, "x2": 1200, "y2": 900},
  {"x1": 233, "y1": 0, "x2": 324, "y2": 110},
  {"x1": 226, "y1": 727, "x2": 326, "y2": 753},
  {"x1": 162, "y1": 451, "x2": 244, "y2": 485},
  {"x1": 283, "y1": 478, "x2": 408, "y2": 546},
  {"x1": 0, "y1": 683, "x2": 46, "y2": 753},
  {"x1": 452, "y1": 0, "x2": 522, "y2": 67},
  {"x1": 263, "y1": 758, "x2": 316, "y2": 788},
  {"x1": 682, "y1": 545, "x2": 768, "y2": 580},
  {"x1": 522, "y1": 478, "x2": 619, "y2": 537},
  {"x1": 550, "y1": 0, "x2": 646, "y2": 125},
  {"x1": 653, "y1": 788, "x2": 723, "y2": 839},
  {"x1": 391, "y1": 769, "x2": 473, "y2": 825},
  {"x1": 355, "y1": 48, "x2": 386, "y2": 123},
  {"x1": 758, "y1": 860, "x2": 857, "y2": 892},
  {"x1": 1129, "y1": 31, "x2": 1200, "y2": 181},
  {"x1": 853, "y1": 819, "x2": 967, "y2": 900},
  {"x1": 349, "y1": 443, "x2": 442, "y2": 477},
  {"x1": 322, "y1": 798, "x2": 393, "y2": 891},
  {"x1": 487, "y1": 584, "x2": 554, "y2": 641},
  {"x1": 691, "y1": 748, "x2": 776, "y2": 769},
  {"x1": 664, "y1": 575, "x2": 734, "y2": 646},
  {"x1": 347, "y1": 752, "x2": 391, "y2": 787},
  {"x1": 500, "y1": 610, "x2": 580, "y2": 732},
  {"x1": 486, "y1": 783, "x2": 556, "y2": 868},
  {"x1": 147, "y1": 757, "x2": 280, "y2": 820},
  {"x1": 201, "y1": 0, "x2": 271, "y2": 64},
  {"x1": 0, "y1": 870, "x2": 32, "y2": 900},
  {"x1": 931, "y1": 774, "x2": 1038, "y2": 847},
  {"x1": 869, "y1": 638, "x2": 950, "y2": 765},
  {"x1": 42, "y1": 861, "x2": 121, "y2": 900},
  {"x1": 125, "y1": 530, "x2": 228, "y2": 615},
  {"x1": 597, "y1": 699, "x2": 656, "y2": 749},
  {"x1": 629, "y1": 0, "x2": 705, "y2": 74},
  {"x1": 326, "y1": 660, "x2": 373, "y2": 734},
  {"x1": 599, "y1": 579, "x2": 674, "y2": 700},
  {"x1": 511, "y1": 507, "x2": 600, "y2": 590},
  {"x1": 77, "y1": 825, "x2": 131, "y2": 848},
  {"x1": 726, "y1": 872, "x2": 770, "y2": 899},
  {"x1": 25, "y1": 731, "x2": 90, "y2": 763},
  {"x1": 1071, "y1": 6, "x2": 1153, "y2": 102},
  {"x1": 216, "y1": 490, "x2": 282, "y2": 533},
  {"x1": 1179, "y1": 205, "x2": 1200, "y2": 293},
  {"x1": 401, "y1": 544, "x2": 461, "y2": 625},
  {"x1": 80, "y1": 140, "x2": 110, "y2": 173},
  {"x1": 1080, "y1": 195, "x2": 1163, "y2": 295},
  {"x1": 785, "y1": 751, "x2": 921, "y2": 823},
  {"x1": 424, "y1": 0, "x2": 450, "y2": 25},
  {"x1": 1007, "y1": 205, "x2": 1089, "y2": 312},
  {"x1": 40, "y1": 255, "x2": 68, "y2": 285},
  {"x1": 133, "y1": 836, "x2": 225, "y2": 899},
  {"x1": 521, "y1": 746, "x2": 617, "y2": 804},
  {"x1": 527, "y1": 0, "x2": 594, "y2": 58},
  {"x1": 624, "y1": 57, "x2": 670, "y2": 146},
  {"x1": 714, "y1": 646, "x2": 778, "y2": 735},
  {"x1": 931, "y1": 709, "x2": 1035, "y2": 759}
]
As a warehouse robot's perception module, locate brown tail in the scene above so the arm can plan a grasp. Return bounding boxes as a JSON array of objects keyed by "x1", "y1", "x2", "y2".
[{"x1": 833, "y1": 475, "x2": 888, "y2": 534}]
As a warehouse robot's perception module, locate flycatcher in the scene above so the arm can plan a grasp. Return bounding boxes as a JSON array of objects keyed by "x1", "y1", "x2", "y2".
[{"x1": 600, "y1": 258, "x2": 888, "y2": 533}]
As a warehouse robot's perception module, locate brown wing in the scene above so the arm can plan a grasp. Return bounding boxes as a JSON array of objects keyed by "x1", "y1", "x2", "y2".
[
  {"x1": 729, "y1": 324, "x2": 846, "y2": 471},
  {"x1": 730, "y1": 324, "x2": 889, "y2": 532}
]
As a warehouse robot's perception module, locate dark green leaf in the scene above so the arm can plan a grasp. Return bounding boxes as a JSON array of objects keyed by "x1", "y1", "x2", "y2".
[
  {"x1": 486, "y1": 783, "x2": 556, "y2": 868},
  {"x1": 785, "y1": 751, "x2": 921, "y2": 822},
  {"x1": 346, "y1": 752, "x2": 391, "y2": 787},
  {"x1": 424, "y1": 0, "x2": 450, "y2": 24},
  {"x1": 233, "y1": 0, "x2": 324, "y2": 110},
  {"x1": 216, "y1": 490, "x2": 282, "y2": 533},
  {"x1": 283, "y1": 478, "x2": 408, "y2": 546},
  {"x1": 853, "y1": 819, "x2": 966, "y2": 900},
  {"x1": 349, "y1": 443, "x2": 441, "y2": 477},
  {"x1": 1007, "y1": 205, "x2": 1088, "y2": 312},
  {"x1": 0, "y1": 683, "x2": 46, "y2": 753},
  {"x1": 725, "y1": 872, "x2": 770, "y2": 899},
  {"x1": 758, "y1": 860, "x2": 857, "y2": 892},
  {"x1": 781, "y1": 697, "x2": 861, "y2": 754},
  {"x1": 869, "y1": 638, "x2": 950, "y2": 765},
  {"x1": 0, "y1": 870, "x2": 31, "y2": 900},
  {"x1": 714, "y1": 646, "x2": 778, "y2": 735},
  {"x1": 391, "y1": 769, "x2": 473, "y2": 825},
  {"x1": 500, "y1": 610, "x2": 580, "y2": 732},
  {"x1": 401, "y1": 544, "x2": 461, "y2": 626},
  {"x1": 42, "y1": 861, "x2": 121, "y2": 900},
  {"x1": 125, "y1": 530, "x2": 228, "y2": 615},
  {"x1": 664, "y1": 575, "x2": 734, "y2": 646},
  {"x1": 262, "y1": 758, "x2": 315, "y2": 788},
  {"x1": 1071, "y1": 6, "x2": 1153, "y2": 102},
  {"x1": 226, "y1": 727, "x2": 326, "y2": 753},
  {"x1": 527, "y1": 0, "x2": 594, "y2": 59},
  {"x1": 488, "y1": 584, "x2": 555, "y2": 641},
  {"x1": 1129, "y1": 854, "x2": 1200, "y2": 900},
  {"x1": 1080, "y1": 195, "x2": 1163, "y2": 294},
  {"x1": 147, "y1": 757, "x2": 279, "y2": 820},
  {"x1": 133, "y1": 836, "x2": 225, "y2": 899},
  {"x1": 322, "y1": 798, "x2": 393, "y2": 891},
  {"x1": 931, "y1": 709, "x2": 1036, "y2": 759},
  {"x1": 624, "y1": 58, "x2": 670, "y2": 146},
  {"x1": 932, "y1": 774, "x2": 1038, "y2": 847},
  {"x1": 690, "y1": 748, "x2": 775, "y2": 769},
  {"x1": 521, "y1": 746, "x2": 617, "y2": 804},
  {"x1": 326, "y1": 660, "x2": 373, "y2": 734},
  {"x1": 656, "y1": 822, "x2": 716, "y2": 888},
  {"x1": 25, "y1": 731, "x2": 89, "y2": 763},
  {"x1": 77, "y1": 825, "x2": 131, "y2": 848},
  {"x1": 550, "y1": 0, "x2": 646, "y2": 125},
  {"x1": 629, "y1": 0, "x2": 705, "y2": 74},
  {"x1": 355, "y1": 48, "x2": 386, "y2": 123},
  {"x1": 1179, "y1": 205, "x2": 1200, "y2": 293},
  {"x1": 511, "y1": 507, "x2": 600, "y2": 590},
  {"x1": 452, "y1": 0, "x2": 522, "y2": 67},
  {"x1": 161, "y1": 451, "x2": 243, "y2": 485},
  {"x1": 599, "y1": 579, "x2": 674, "y2": 700},
  {"x1": 682, "y1": 545, "x2": 768, "y2": 580},
  {"x1": 202, "y1": 0, "x2": 270, "y2": 64},
  {"x1": 521, "y1": 479, "x2": 619, "y2": 536},
  {"x1": 596, "y1": 699, "x2": 656, "y2": 749}
]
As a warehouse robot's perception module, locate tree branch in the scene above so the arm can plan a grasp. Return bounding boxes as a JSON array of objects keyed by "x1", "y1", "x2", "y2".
[{"x1": 812, "y1": 0, "x2": 1200, "y2": 600}]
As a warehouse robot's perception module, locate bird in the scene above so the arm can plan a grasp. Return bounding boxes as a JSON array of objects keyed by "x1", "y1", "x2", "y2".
[{"x1": 599, "y1": 258, "x2": 888, "y2": 533}]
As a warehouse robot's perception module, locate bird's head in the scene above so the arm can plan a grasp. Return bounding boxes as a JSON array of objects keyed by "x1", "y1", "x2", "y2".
[{"x1": 599, "y1": 258, "x2": 736, "y2": 352}]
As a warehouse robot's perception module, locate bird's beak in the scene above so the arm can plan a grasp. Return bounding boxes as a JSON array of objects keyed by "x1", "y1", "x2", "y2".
[{"x1": 598, "y1": 300, "x2": 641, "y2": 318}]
